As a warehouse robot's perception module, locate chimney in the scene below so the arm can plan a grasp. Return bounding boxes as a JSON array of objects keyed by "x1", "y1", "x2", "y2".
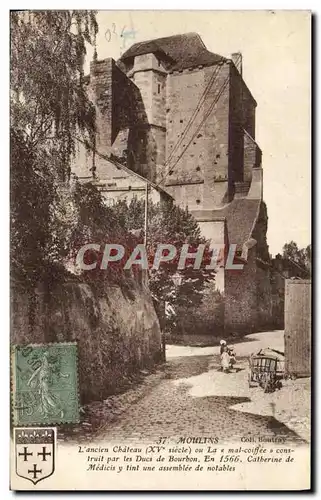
[{"x1": 231, "y1": 52, "x2": 243, "y2": 76}]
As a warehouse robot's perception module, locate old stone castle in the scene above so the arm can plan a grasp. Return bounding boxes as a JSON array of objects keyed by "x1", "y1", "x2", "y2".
[{"x1": 74, "y1": 32, "x2": 272, "y2": 332}]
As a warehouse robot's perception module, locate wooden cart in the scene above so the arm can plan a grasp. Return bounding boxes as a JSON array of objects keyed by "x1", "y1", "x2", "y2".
[{"x1": 248, "y1": 349, "x2": 285, "y2": 393}]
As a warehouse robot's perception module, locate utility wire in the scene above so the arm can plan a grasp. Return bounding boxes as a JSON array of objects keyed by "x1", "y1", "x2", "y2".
[{"x1": 156, "y1": 68, "x2": 230, "y2": 188}]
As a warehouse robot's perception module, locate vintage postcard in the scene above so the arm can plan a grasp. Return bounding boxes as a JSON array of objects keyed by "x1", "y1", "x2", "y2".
[{"x1": 10, "y1": 10, "x2": 311, "y2": 490}]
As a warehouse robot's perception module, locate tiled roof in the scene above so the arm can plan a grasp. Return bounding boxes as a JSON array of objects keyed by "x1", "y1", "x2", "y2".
[{"x1": 120, "y1": 32, "x2": 225, "y2": 71}]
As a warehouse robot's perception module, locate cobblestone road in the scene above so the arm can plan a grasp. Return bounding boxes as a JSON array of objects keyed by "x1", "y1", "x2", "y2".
[{"x1": 98, "y1": 353, "x2": 305, "y2": 445}]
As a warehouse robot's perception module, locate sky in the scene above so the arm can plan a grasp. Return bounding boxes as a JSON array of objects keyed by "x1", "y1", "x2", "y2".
[{"x1": 86, "y1": 10, "x2": 311, "y2": 256}]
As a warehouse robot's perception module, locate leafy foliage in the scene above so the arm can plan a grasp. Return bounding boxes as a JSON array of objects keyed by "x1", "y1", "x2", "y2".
[{"x1": 11, "y1": 128, "x2": 56, "y2": 284}]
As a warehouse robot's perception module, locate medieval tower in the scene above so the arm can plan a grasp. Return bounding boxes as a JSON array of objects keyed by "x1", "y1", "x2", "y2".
[{"x1": 73, "y1": 33, "x2": 272, "y2": 332}]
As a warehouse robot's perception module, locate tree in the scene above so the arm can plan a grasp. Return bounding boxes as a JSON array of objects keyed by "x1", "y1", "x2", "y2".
[
  {"x1": 282, "y1": 241, "x2": 311, "y2": 277},
  {"x1": 175, "y1": 283, "x2": 225, "y2": 337},
  {"x1": 11, "y1": 11, "x2": 98, "y2": 285}
]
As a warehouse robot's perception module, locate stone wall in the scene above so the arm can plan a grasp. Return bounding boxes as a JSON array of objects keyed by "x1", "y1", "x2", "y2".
[
  {"x1": 131, "y1": 53, "x2": 167, "y2": 128},
  {"x1": 11, "y1": 278, "x2": 162, "y2": 403},
  {"x1": 71, "y1": 46, "x2": 273, "y2": 336}
]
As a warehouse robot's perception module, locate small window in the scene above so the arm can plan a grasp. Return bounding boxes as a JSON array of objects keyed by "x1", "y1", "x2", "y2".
[
  {"x1": 196, "y1": 199, "x2": 201, "y2": 205},
  {"x1": 158, "y1": 83, "x2": 161, "y2": 94}
]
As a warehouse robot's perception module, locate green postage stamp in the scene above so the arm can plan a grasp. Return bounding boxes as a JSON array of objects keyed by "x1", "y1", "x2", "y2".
[{"x1": 12, "y1": 342, "x2": 79, "y2": 425}]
